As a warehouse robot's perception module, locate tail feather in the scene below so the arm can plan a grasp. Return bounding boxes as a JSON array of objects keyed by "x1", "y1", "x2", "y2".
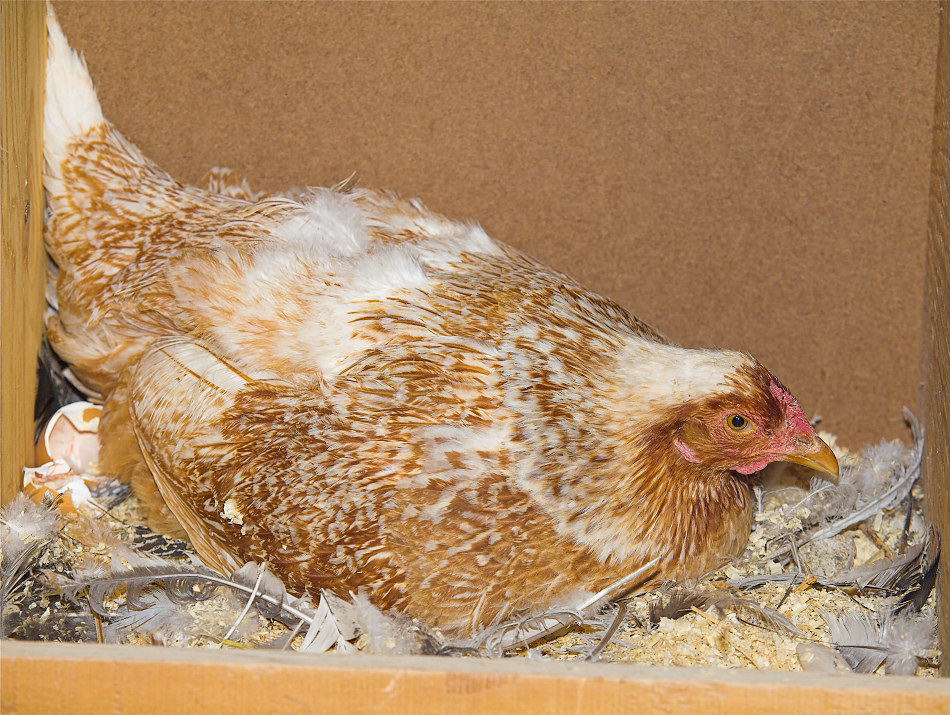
[
  {"x1": 44, "y1": 5, "x2": 105, "y2": 197},
  {"x1": 41, "y1": 4, "x2": 251, "y2": 397}
]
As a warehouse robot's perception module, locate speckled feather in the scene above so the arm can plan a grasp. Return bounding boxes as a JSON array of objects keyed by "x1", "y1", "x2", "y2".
[{"x1": 42, "y1": 8, "x2": 834, "y2": 637}]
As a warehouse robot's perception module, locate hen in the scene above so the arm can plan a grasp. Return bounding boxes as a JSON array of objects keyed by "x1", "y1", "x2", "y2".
[{"x1": 42, "y1": 10, "x2": 837, "y2": 638}]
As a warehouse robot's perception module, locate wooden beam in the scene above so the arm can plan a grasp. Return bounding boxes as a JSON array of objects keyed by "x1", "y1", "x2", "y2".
[
  {"x1": 0, "y1": 0, "x2": 46, "y2": 505},
  {"x1": 2, "y1": 641, "x2": 948, "y2": 715},
  {"x1": 920, "y1": 0, "x2": 950, "y2": 676},
  {"x1": 920, "y1": 0, "x2": 950, "y2": 678}
]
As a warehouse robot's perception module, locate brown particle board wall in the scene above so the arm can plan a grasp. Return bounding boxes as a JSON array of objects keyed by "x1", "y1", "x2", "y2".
[{"x1": 49, "y1": 0, "x2": 941, "y2": 449}]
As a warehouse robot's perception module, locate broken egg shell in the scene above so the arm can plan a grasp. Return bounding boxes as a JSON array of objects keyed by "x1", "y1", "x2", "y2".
[
  {"x1": 35, "y1": 401, "x2": 101, "y2": 473},
  {"x1": 20, "y1": 481, "x2": 79, "y2": 516},
  {"x1": 22, "y1": 459, "x2": 94, "y2": 509},
  {"x1": 23, "y1": 459, "x2": 74, "y2": 485}
]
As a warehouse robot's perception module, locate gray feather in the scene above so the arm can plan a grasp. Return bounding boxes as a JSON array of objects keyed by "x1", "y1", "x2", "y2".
[
  {"x1": 473, "y1": 557, "x2": 660, "y2": 655},
  {"x1": 648, "y1": 585, "x2": 804, "y2": 637},
  {"x1": 823, "y1": 607, "x2": 935, "y2": 675},
  {"x1": 1, "y1": 495, "x2": 61, "y2": 626},
  {"x1": 793, "y1": 411, "x2": 922, "y2": 551},
  {"x1": 39, "y1": 558, "x2": 359, "y2": 653},
  {"x1": 833, "y1": 525, "x2": 939, "y2": 610},
  {"x1": 102, "y1": 589, "x2": 196, "y2": 644},
  {"x1": 730, "y1": 526, "x2": 938, "y2": 613}
]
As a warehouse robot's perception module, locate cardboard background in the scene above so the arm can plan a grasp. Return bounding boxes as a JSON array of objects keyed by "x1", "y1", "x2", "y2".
[{"x1": 52, "y1": 0, "x2": 941, "y2": 447}]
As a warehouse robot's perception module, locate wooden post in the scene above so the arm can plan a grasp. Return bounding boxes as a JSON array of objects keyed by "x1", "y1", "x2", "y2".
[
  {"x1": 920, "y1": 0, "x2": 950, "y2": 677},
  {"x1": 0, "y1": 0, "x2": 46, "y2": 505}
]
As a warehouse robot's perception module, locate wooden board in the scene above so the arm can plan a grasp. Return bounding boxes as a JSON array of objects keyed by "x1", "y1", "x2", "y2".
[
  {"x1": 0, "y1": 0, "x2": 46, "y2": 505},
  {"x1": 2, "y1": 641, "x2": 948, "y2": 715},
  {"x1": 920, "y1": 0, "x2": 950, "y2": 677}
]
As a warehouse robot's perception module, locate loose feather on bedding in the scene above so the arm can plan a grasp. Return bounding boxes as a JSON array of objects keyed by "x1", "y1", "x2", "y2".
[
  {"x1": 729, "y1": 525, "x2": 939, "y2": 613},
  {"x1": 68, "y1": 508, "x2": 165, "y2": 570},
  {"x1": 472, "y1": 557, "x2": 660, "y2": 655},
  {"x1": 646, "y1": 585, "x2": 804, "y2": 638},
  {"x1": 823, "y1": 607, "x2": 936, "y2": 675},
  {"x1": 41, "y1": 560, "x2": 356, "y2": 652},
  {"x1": 833, "y1": 525, "x2": 939, "y2": 612},
  {"x1": 584, "y1": 602, "x2": 629, "y2": 661},
  {"x1": 795, "y1": 641, "x2": 853, "y2": 674},
  {"x1": 338, "y1": 592, "x2": 447, "y2": 655},
  {"x1": 1, "y1": 494, "x2": 61, "y2": 620},
  {"x1": 102, "y1": 588, "x2": 198, "y2": 645},
  {"x1": 648, "y1": 588, "x2": 712, "y2": 628},
  {"x1": 771, "y1": 411, "x2": 922, "y2": 560}
]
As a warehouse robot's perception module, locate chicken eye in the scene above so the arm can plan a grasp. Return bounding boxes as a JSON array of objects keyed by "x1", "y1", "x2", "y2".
[{"x1": 727, "y1": 414, "x2": 751, "y2": 431}]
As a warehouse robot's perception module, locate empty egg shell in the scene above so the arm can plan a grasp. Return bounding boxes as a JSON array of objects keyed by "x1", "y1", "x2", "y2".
[{"x1": 34, "y1": 401, "x2": 102, "y2": 474}]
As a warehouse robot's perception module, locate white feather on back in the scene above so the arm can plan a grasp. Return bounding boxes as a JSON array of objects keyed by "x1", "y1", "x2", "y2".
[
  {"x1": 274, "y1": 189, "x2": 371, "y2": 261},
  {"x1": 168, "y1": 189, "x2": 502, "y2": 380}
]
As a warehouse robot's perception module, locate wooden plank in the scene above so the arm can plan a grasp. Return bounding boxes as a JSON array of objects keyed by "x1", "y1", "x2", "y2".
[
  {"x1": 1, "y1": 641, "x2": 948, "y2": 715},
  {"x1": 0, "y1": 0, "x2": 46, "y2": 505},
  {"x1": 920, "y1": 0, "x2": 950, "y2": 678}
]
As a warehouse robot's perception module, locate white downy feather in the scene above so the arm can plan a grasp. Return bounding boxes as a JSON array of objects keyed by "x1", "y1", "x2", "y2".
[{"x1": 766, "y1": 412, "x2": 922, "y2": 562}]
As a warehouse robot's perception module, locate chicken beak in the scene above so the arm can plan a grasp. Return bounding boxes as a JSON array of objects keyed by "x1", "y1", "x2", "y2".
[{"x1": 783, "y1": 435, "x2": 839, "y2": 483}]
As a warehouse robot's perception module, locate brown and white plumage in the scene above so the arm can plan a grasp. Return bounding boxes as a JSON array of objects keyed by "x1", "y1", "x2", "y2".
[{"x1": 42, "y1": 9, "x2": 838, "y2": 637}]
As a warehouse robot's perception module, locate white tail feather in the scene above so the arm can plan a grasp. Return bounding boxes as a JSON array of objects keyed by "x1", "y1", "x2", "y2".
[{"x1": 44, "y1": 5, "x2": 105, "y2": 191}]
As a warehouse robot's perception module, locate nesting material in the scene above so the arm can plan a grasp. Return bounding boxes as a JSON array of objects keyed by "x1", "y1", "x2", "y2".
[
  {"x1": 533, "y1": 426, "x2": 940, "y2": 675},
  {"x1": 1, "y1": 409, "x2": 940, "y2": 676}
]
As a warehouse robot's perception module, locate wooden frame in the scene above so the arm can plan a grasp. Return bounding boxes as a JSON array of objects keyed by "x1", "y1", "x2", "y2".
[
  {"x1": 0, "y1": 0, "x2": 45, "y2": 507},
  {"x1": 2, "y1": 640, "x2": 948, "y2": 715},
  {"x1": 1, "y1": 1, "x2": 948, "y2": 711},
  {"x1": 920, "y1": 0, "x2": 950, "y2": 675}
]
